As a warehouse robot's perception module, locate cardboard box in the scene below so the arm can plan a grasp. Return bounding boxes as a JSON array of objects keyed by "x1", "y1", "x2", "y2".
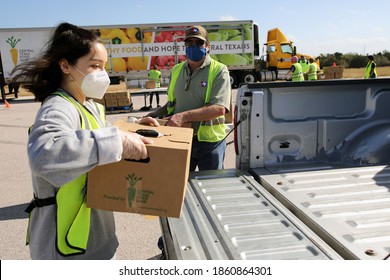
[
  {"x1": 87, "y1": 120, "x2": 194, "y2": 218},
  {"x1": 104, "y1": 91, "x2": 117, "y2": 100},
  {"x1": 324, "y1": 73, "x2": 335, "y2": 80},
  {"x1": 145, "y1": 80, "x2": 156, "y2": 89},
  {"x1": 117, "y1": 97, "x2": 132, "y2": 107},
  {"x1": 323, "y1": 66, "x2": 343, "y2": 75},
  {"x1": 334, "y1": 72, "x2": 343, "y2": 79},
  {"x1": 116, "y1": 90, "x2": 130, "y2": 99},
  {"x1": 105, "y1": 99, "x2": 118, "y2": 107}
]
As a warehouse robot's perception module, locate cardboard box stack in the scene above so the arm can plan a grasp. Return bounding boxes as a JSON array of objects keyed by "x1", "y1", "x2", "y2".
[
  {"x1": 87, "y1": 120, "x2": 194, "y2": 218},
  {"x1": 103, "y1": 90, "x2": 132, "y2": 108},
  {"x1": 323, "y1": 66, "x2": 344, "y2": 79}
]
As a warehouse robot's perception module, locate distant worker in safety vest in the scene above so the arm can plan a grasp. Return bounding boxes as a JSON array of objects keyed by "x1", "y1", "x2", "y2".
[
  {"x1": 287, "y1": 56, "x2": 304, "y2": 81},
  {"x1": 11, "y1": 22, "x2": 158, "y2": 260},
  {"x1": 307, "y1": 57, "x2": 318, "y2": 80},
  {"x1": 148, "y1": 25, "x2": 231, "y2": 171},
  {"x1": 365, "y1": 55, "x2": 377, "y2": 79},
  {"x1": 148, "y1": 65, "x2": 162, "y2": 108},
  {"x1": 299, "y1": 55, "x2": 310, "y2": 76}
]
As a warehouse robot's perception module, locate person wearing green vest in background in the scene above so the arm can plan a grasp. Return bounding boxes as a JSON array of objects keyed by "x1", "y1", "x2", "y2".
[
  {"x1": 299, "y1": 55, "x2": 310, "y2": 77},
  {"x1": 307, "y1": 57, "x2": 318, "y2": 80},
  {"x1": 11, "y1": 22, "x2": 158, "y2": 260},
  {"x1": 148, "y1": 25, "x2": 231, "y2": 171},
  {"x1": 365, "y1": 55, "x2": 377, "y2": 78},
  {"x1": 148, "y1": 65, "x2": 162, "y2": 108},
  {"x1": 287, "y1": 56, "x2": 304, "y2": 81}
]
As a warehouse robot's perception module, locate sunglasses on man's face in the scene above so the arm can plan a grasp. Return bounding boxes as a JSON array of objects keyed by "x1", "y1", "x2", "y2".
[{"x1": 185, "y1": 39, "x2": 205, "y2": 47}]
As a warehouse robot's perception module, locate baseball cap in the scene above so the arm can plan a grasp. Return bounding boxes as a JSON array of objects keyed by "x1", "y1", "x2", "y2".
[{"x1": 185, "y1": 26, "x2": 208, "y2": 42}]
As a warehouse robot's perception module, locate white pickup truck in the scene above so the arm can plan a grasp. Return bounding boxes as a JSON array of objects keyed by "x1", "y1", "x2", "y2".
[{"x1": 160, "y1": 78, "x2": 390, "y2": 260}]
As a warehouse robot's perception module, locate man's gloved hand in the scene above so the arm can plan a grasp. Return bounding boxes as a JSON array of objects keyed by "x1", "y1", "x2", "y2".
[
  {"x1": 138, "y1": 116, "x2": 159, "y2": 127},
  {"x1": 127, "y1": 116, "x2": 159, "y2": 127},
  {"x1": 120, "y1": 130, "x2": 153, "y2": 160}
]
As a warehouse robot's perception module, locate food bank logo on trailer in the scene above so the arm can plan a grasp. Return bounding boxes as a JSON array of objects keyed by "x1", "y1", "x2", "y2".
[
  {"x1": 6, "y1": 36, "x2": 20, "y2": 67},
  {"x1": 2, "y1": 30, "x2": 49, "y2": 80}
]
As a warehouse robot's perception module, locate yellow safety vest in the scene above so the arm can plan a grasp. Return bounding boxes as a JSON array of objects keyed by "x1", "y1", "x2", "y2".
[
  {"x1": 292, "y1": 63, "x2": 304, "y2": 81},
  {"x1": 26, "y1": 91, "x2": 105, "y2": 256},
  {"x1": 365, "y1": 61, "x2": 377, "y2": 78},
  {"x1": 167, "y1": 59, "x2": 226, "y2": 142},
  {"x1": 300, "y1": 59, "x2": 309, "y2": 73},
  {"x1": 308, "y1": 63, "x2": 318, "y2": 80},
  {"x1": 148, "y1": 69, "x2": 161, "y2": 87}
]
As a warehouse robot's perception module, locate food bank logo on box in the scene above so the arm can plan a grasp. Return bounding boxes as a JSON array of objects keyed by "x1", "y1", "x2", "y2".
[
  {"x1": 126, "y1": 173, "x2": 142, "y2": 208},
  {"x1": 125, "y1": 173, "x2": 155, "y2": 208}
]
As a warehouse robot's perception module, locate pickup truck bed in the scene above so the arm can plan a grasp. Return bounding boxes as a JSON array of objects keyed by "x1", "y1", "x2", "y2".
[
  {"x1": 160, "y1": 78, "x2": 390, "y2": 260},
  {"x1": 161, "y1": 169, "x2": 342, "y2": 260}
]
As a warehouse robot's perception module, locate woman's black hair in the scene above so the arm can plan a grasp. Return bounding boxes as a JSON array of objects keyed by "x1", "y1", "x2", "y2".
[{"x1": 11, "y1": 22, "x2": 100, "y2": 102}]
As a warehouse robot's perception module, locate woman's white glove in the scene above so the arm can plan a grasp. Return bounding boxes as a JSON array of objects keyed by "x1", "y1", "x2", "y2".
[{"x1": 120, "y1": 130, "x2": 153, "y2": 160}]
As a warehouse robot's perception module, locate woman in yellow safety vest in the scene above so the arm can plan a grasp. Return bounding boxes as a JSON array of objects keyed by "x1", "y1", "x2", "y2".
[{"x1": 11, "y1": 22, "x2": 157, "y2": 259}]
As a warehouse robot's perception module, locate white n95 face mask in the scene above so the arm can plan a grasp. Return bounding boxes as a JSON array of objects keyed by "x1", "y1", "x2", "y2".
[
  {"x1": 80, "y1": 70, "x2": 111, "y2": 99},
  {"x1": 73, "y1": 66, "x2": 110, "y2": 99}
]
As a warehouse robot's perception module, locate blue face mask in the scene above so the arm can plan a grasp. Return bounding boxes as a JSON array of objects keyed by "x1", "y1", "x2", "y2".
[{"x1": 185, "y1": 45, "x2": 207, "y2": 62}]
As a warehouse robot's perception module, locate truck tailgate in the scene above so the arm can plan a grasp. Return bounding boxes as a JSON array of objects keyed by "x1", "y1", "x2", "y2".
[
  {"x1": 254, "y1": 165, "x2": 390, "y2": 260},
  {"x1": 161, "y1": 169, "x2": 341, "y2": 260}
]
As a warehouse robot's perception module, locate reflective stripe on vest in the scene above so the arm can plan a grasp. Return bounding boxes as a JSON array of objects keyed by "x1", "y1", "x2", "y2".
[
  {"x1": 308, "y1": 63, "x2": 318, "y2": 80},
  {"x1": 27, "y1": 91, "x2": 105, "y2": 256},
  {"x1": 167, "y1": 59, "x2": 227, "y2": 142},
  {"x1": 292, "y1": 63, "x2": 304, "y2": 81}
]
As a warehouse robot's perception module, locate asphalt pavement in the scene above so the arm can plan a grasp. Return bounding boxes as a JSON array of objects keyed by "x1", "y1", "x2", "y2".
[{"x1": 0, "y1": 88, "x2": 236, "y2": 260}]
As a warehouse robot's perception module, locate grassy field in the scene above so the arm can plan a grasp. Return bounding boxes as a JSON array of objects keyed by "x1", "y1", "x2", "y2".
[{"x1": 342, "y1": 66, "x2": 390, "y2": 78}]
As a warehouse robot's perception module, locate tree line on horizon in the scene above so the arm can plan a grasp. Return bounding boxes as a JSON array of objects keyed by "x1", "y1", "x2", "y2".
[{"x1": 316, "y1": 50, "x2": 390, "y2": 68}]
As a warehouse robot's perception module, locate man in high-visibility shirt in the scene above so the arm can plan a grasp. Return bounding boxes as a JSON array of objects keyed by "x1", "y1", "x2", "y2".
[
  {"x1": 287, "y1": 56, "x2": 304, "y2": 81},
  {"x1": 148, "y1": 25, "x2": 231, "y2": 171},
  {"x1": 299, "y1": 55, "x2": 309, "y2": 76},
  {"x1": 307, "y1": 57, "x2": 318, "y2": 80},
  {"x1": 148, "y1": 65, "x2": 162, "y2": 108},
  {"x1": 365, "y1": 55, "x2": 377, "y2": 79}
]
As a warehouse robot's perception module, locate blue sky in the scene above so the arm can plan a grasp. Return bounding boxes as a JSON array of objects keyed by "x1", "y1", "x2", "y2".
[{"x1": 0, "y1": 0, "x2": 389, "y2": 56}]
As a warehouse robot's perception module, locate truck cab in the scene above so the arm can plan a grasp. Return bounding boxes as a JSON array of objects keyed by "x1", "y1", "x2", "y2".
[{"x1": 263, "y1": 28, "x2": 319, "y2": 80}]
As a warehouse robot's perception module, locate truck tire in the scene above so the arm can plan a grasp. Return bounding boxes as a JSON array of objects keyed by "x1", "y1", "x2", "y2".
[
  {"x1": 230, "y1": 73, "x2": 239, "y2": 88},
  {"x1": 241, "y1": 72, "x2": 258, "y2": 84}
]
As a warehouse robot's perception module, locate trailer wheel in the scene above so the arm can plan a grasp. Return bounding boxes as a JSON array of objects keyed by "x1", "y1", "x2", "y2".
[
  {"x1": 230, "y1": 73, "x2": 239, "y2": 88},
  {"x1": 241, "y1": 72, "x2": 258, "y2": 84}
]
